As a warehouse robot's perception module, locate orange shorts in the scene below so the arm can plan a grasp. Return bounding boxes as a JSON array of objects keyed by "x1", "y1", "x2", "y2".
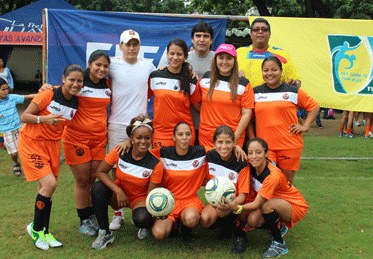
[
  {"x1": 62, "y1": 135, "x2": 107, "y2": 165},
  {"x1": 18, "y1": 133, "x2": 60, "y2": 182},
  {"x1": 114, "y1": 179, "x2": 146, "y2": 209},
  {"x1": 268, "y1": 148, "x2": 303, "y2": 171},
  {"x1": 168, "y1": 196, "x2": 204, "y2": 223},
  {"x1": 283, "y1": 203, "x2": 309, "y2": 229}
]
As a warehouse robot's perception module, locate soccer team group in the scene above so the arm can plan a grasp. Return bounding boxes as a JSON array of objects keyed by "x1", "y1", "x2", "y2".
[{"x1": 1, "y1": 18, "x2": 320, "y2": 258}]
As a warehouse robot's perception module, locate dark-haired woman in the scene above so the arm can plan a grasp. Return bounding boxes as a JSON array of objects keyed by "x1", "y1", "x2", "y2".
[
  {"x1": 19, "y1": 64, "x2": 84, "y2": 250},
  {"x1": 196, "y1": 44, "x2": 254, "y2": 149},
  {"x1": 253, "y1": 56, "x2": 319, "y2": 184},
  {"x1": 61, "y1": 50, "x2": 112, "y2": 236},
  {"x1": 90, "y1": 115, "x2": 163, "y2": 249},
  {"x1": 149, "y1": 38, "x2": 200, "y2": 148},
  {"x1": 221, "y1": 138, "x2": 309, "y2": 258},
  {"x1": 0, "y1": 58, "x2": 14, "y2": 92}
]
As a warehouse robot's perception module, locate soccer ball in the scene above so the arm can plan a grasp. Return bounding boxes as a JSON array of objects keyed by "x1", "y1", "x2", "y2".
[
  {"x1": 205, "y1": 177, "x2": 236, "y2": 206},
  {"x1": 146, "y1": 187, "x2": 175, "y2": 217}
]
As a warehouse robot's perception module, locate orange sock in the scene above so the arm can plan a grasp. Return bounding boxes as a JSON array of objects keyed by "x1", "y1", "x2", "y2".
[
  {"x1": 346, "y1": 127, "x2": 351, "y2": 135},
  {"x1": 340, "y1": 126, "x2": 344, "y2": 133},
  {"x1": 366, "y1": 126, "x2": 370, "y2": 135},
  {"x1": 369, "y1": 125, "x2": 372, "y2": 132}
]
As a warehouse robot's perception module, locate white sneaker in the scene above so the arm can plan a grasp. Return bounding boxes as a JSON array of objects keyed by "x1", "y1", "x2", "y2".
[
  {"x1": 109, "y1": 211, "x2": 125, "y2": 230},
  {"x1": 137, "y1": 228, "x2": 150, "y2": 240},
  {"x1": 45, "y1": 233, "x2": 63, "y2": 247},
  {"x1": 369, "y1": 131, "x2": 373, "y2": 137},
  {"x1": 92, "y1": 229, "x2": 115, "y2": 249},
  {"x1": 27, "y1": 222, "x2": 49, "y2": 250},
  {"x1": 353, "y1": 120, "x2": 360, "y2": 127}
]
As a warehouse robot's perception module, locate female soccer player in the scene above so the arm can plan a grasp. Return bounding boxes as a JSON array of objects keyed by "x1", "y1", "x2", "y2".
[
  {"x1": 151, "y1": 122, "x2": 207, "y2": 242},
  {"x1": 221, "y1": 138, "x2": 309, "y2": 258},
  {"x1": 90, "y1": 115, "x2": 163, "y2": 249},
  {"x1": 148, "y1": 38, "x2": 200, "y2": 148},
  {"x1": 61, "y1": 50, "x2": 111, "y2": 236},
  {"x1": 253, "y1": 56, "x2": 319, "y2": 183},
  {"x1": 19, "y1": 64, "x2": 83, "y2": 250},
  {"x1": 196, "y1": 44, "x2": 254, "y2": 149},
  {"x1": 200, "y1": 126, "x2": 250, "y2": 255}
]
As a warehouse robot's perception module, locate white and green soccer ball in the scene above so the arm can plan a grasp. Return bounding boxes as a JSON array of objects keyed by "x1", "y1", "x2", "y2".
[
  {"x1": 205, "y1": 177, "x2": 236, "y2": 206},
  {"x1": 146, "y1": 187, "x2": 175, "y2": 217}
]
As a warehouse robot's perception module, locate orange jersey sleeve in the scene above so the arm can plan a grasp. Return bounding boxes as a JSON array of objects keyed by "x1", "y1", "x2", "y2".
[
  {"x1": 104, "y1": 148, "x2": 120, "y2": 166},
  {"x1": 237, "y1": 166, "x2": 250, "y2": 194},
  {"x1": 297, "y1": 88, "x2": 319, "y2": 112},
  {"x1": 149, "y1": 160, "x2": 164, "y2": 184}
]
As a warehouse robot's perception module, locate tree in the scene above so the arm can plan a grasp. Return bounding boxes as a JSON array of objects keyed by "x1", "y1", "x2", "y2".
[{"x1": 0, "y1": 0, "x2": 37, "y2": 16}]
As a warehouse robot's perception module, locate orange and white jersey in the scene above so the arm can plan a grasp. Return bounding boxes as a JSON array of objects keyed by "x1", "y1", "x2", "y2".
[
  {"x1": 105, "y1": 148, "x2": 163, "y2": 203},
  {"x1": 196, "y1": 72, "x2": 254, "y2": 148},
  {"x1": 254, "y1": 83, "x2": 319, "y2": 150},
  {"x1": 152, "y1": 146, "x2": 207, "y2": 200},
  {"x1": 63, "y1": 77, "x2": 111, "y2": 140},
  {"x1": 255, "y1": 162, "x2": 308, "y2": 210},
  {"x1": 148, "y1": 68, "x2": 199, "y2": 141},
  {"x1": 206, "y1": 149, "x2": 250, "y2": 195},
  {"x1": 20, "y1": 87, "x2": 78, "y2": 141}
]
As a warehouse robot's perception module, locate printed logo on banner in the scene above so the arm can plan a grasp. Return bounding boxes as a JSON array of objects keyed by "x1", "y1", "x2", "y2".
[{"x1": 328, "y1": 35, "x2": 373, "y2": 95}]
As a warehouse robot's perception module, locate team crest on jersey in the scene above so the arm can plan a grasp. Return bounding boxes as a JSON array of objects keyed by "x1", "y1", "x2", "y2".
[
  {"x1": 192, "y1": 160, "x2": 200, "y2": 168},
  {"x1": 105, "y1": 90, "x2": 111, "y2": 97},
  {"x1": 282, "y1": 93, "x2": 289, "y2": 100},
  {"x1": 76, "y1": 148, "x2": 84, "y2": 157},
  {"x1": 328, "y1": 35, "x2": 373, "y2": 95},
  {"x1": 142, "y1": 170, "x2": 150, "y2": 178},
  {"x1": 228, "y1": 172, "x2": 235, "y2": 181}
]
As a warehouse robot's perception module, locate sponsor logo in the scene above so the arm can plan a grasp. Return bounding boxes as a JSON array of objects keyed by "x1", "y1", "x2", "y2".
[
  {"x1": 279, "y1": 155, "x2": 290, "y2": 160},
  {"x1": 209, "y1": 167, "x2": 216, "y2": 172},
  {"x1": 192, "y1": 160, "x2": 200, "y2": 168},
  {"x1": 119, "y1": 163, "x2": 128, "y2": 170},
  {"x1": 49, "y1": 105, "x2": 61, "y2": 112},
  {"x1": 228, "y1": 172, "x2": 235, "y2": 181},
  {"x1": 156, "y1": 82, "x2": 167, "y2": 85},
  {"x1": 129, "y1": 30, "x2": 136, "y2": 35},
  {"x1": 76, "y1": 148, "x2": 84, "y2": 157},
  {"x1": 166, "y1": 163, "x2": 177, "y2": 167},
  {"x1": 328, "y1": 35, "x2": 373, "y2": 94},
  {"x1": 105, "y1": 90, "x2": 111, "y2": 96},
  {"x1": 282, "y1": 93, "x2": 289, "y2": 100},
  {"x1": 36, "y1": 201, "x2": 45, "y2": 210},
  {"x1": 257, "y1": 96, "x2": 268, "y2": 100},
  {"x1": 82, "y1": 89, "x2": 93, "y2": 94},
  {"x1": 142, "y1": 170, "x2": 150, "y2": 178}
]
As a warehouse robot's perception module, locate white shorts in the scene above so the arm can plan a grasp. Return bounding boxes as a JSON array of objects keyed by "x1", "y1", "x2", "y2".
[
  {"x1": 107, "y1": 123, "x2": 129, "y2": 153},
  {"x1": 4, "y1": 129, "x2": 20, "y2": 154}
]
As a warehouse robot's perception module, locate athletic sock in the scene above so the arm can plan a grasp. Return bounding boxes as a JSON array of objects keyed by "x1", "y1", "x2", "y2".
[
  {"x1": 77, "y1": 207, "x2": 95, "y2": 224},
  {"x1": 43, "y1": 200, "x2": 52, "y2": 234},
  {"x1": 262, "y1": 211, "x2": 283, "y2": 244},
  {"x1": 33, "y1": 194, "x2": 51, "y2": 232},
  {"x1": 339, "y1": 126, "x2": 344, "y2": 133},
  {"x1": 365, "y1": 126, "x2": 370, "y2": 135},
  {"x1": 346, "y1": 127, "x2": 351, "y2": 135},
  {"x1": 180, "y1": 224, "x2": 193, "y2": 239}
]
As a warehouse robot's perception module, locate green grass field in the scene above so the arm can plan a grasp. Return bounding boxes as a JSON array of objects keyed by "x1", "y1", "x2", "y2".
[{"x1": 1, "y1": 135, "x2": 372, "y2": 258}]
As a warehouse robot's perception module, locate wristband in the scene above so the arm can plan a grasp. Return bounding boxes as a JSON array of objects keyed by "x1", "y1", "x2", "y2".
[
  {"x1": 37, "y1": 116, "x2": 41, "y2": 124},
  {"x1": 233, "y1": 205, "x2": 242, "y2": 214}
]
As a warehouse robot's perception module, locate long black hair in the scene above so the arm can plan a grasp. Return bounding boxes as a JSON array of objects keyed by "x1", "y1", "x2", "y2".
[{"x1": 84, "y1": 50, "x2": 111, "y2": 78}]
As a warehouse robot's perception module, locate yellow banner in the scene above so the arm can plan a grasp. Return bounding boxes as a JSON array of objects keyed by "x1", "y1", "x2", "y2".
[{"x1": 249, "y1": 16, "x2": 373, "y2": 112}]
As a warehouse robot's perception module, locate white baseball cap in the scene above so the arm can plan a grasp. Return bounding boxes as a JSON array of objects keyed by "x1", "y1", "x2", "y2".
[{"x1": 120, "y1": 30, "x2": 140, "y2": 44}]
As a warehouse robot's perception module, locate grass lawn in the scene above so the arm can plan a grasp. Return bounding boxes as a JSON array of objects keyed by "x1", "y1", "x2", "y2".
[{"x1": 0, "y1": 135, "x2": 372, "y2": 258}]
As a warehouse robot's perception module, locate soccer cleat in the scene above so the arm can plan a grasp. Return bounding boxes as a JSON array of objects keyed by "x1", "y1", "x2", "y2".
[
  {"x1": 231, "y1": 236, "x2": 248, "y2": 254},
  {"x1": 267, "y1": 223, "x2": 288, "y2": 245},
  {"x1": 80, "y1": 219, "x2": 97, "y2": 236},
  {"x1": 262, "y1": 240, "x2": 288, "y2": 258},
  {"x1": 92, "y1": 229, "x2": 115, "y2": 249},
  {"x1": 89, "y1": 215, "x2": 99, "y2": 231},
  {"x1": 344, "y1": 134, "x2": 354, "y2": 138},
  {"x1": 137, "y1": 228, "x2": 150, "y2": 240},
  {"x1": 338, "y1": 132, "x2": 343, "y2": 137},
  {"x1": 45, "y1": 233, "x2": 63, "y2": 247},
  {"x1": 369, "y1": 131, "x2": 373, "y2": 137},
  {"x1": 27, "y1": 222, "x2": 49, "y2": 250},
  {"x1": 317, "y1": 125, "x2": 323, "y2": 129},
  {"x1": 109, "y1": 212, "x2": 125, "y2": 230}
]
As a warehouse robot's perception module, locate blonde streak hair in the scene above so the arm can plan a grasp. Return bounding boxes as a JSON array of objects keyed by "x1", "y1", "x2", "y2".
[
  {"x1": 229, "y1": 58, "x2": 239, "y2": 101},
  {"x1": 208, "y1": 55, "x2": 219, "y2": 101}
]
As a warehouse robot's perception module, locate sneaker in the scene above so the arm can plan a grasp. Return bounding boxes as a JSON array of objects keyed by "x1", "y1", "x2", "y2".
[
  {"x1": 231, "y1": 236, "x2": 248, "y2": 254},
  {"x1": 338, "y1": 132, "x2": 343, "y2": 137},
  {"x1": 92, "y1": 229, "x2": 115, "y2": 249},
  {"x1": 45, "y1": 233, "x2": 63, "y2": 247},
  {"x1": 344, "y1": 134, "x2": 354, "y2": 138},
  {"x1": 317, "y1": 125, "x2": 323, "y2": 129},
  {"x1": 80, "y1": 219, "x2": 97, "y2": 236},
  {"x1": 362, "y1": 135, "x2": 370, "y2": 138},
  {"x1": 353, "y1": 120, "x2": 360, "y2": 127},
  {"x1": 369, "y1": 131, "x2": 373, "y2": 137},
  {"x1": 363, "y1": 120, "x2": 367, "y2": 126},
  {"x1": 27, "y1": 222, "x2": 49, "y2": 250},
  {"x1": 266, "y1": 223, "x2": 288, "y2": 245},
  {"x1": 89, "y1": 215, "x2": 99, "y2": 232},
  {"x1": 262, "y1": 240, "x2": 288, "y2": 258},
  {"x1": 109, "y1": 211, "x2": 125, "y2": 230},
  {"x1": 137, "y1": 228, "x2": 150, "y2": 240}
]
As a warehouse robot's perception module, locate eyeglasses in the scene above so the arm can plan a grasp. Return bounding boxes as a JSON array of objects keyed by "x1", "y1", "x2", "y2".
[{"x1": 251, "y1": 27, "x2": 269, "y2": 33}]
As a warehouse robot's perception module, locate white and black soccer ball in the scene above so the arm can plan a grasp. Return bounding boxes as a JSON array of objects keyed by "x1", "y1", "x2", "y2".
[
  {"x1": 146, "y1": 187, "x2": 175, "y2": 217},
  {"x1": 205, "y1": 177, "x2": 236, "y2": 206}
]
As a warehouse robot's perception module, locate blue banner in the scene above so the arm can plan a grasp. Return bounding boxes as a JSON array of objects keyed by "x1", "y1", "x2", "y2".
[{"x1": 46, "y1": 9, "x2": 227, "y2": 85}]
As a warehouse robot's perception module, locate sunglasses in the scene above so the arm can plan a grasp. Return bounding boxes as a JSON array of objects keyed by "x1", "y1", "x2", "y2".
[{"x1": 251, "y1": 27, "x2": 270, "y2": 33}]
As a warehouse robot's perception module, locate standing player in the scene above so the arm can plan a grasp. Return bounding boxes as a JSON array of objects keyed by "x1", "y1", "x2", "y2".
[
  {"x1": 108, "y1": 29, "x2": 156, "y2": 230},
  {"x1": 196, "y1": 44, "x2": 254, "y2": 149},
  {"x1": 0, "y1": 78, "x2": 35, "y2": 176},
  {"x1": 62, "y1": 50, "x2": 111, "y2": 236},
  {"x1": 19, "y1": 64, "x2": 83, "y2": 250},
  {"x1": 221, "y1": 138, "x2": 309, "y2": 258},
  {"x1": 201, "y1": 126, "x2": 250, "y2": 255},
  {"x1": 237, "y1": 17, "x2": 301, "y2": 88}
]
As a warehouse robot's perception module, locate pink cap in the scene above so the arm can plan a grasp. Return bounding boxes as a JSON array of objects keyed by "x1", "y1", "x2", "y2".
[{"x1": 215, "y1": 44, "x2": 237, "y2": 57}]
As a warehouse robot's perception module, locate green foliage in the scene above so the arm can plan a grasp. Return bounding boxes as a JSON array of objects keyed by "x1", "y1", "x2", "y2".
[
  {"x1": 335, "y1": 0, "x2": 373, "y2": 19},
  {"x1": 188, "y1": 0, "x2": 253, "y2": 15},
  {"x1": 0, "y1": 0, "x2": 38, "y2": 15}
]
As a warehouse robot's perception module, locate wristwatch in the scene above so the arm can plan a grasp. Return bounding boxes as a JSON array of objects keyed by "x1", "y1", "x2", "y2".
[{"x1": 37, "y1": 116, "x2": 41, "y2": 124}]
